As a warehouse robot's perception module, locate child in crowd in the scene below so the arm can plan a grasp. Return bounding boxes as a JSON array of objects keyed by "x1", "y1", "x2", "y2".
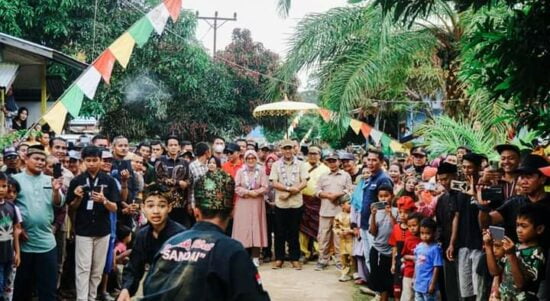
[
  {"x1": 333, "y1": 200, "x2": 354, "y2": 282},
  {"x1": 388, "y1": 196, "x2": 417, "y2": 300},
  {"x1": 483, "y1": 228, "x2": 505, "y2": 301},
  {"x1": 112, "y1": 225, "x2": 132, "y2": 293},
  {"x1": 484, "y1": 203, "x2": 547, "y2": 301},
  {"x1": 402, "y1": 177, "x2": 418, "y2": 201},
  {"x1": 5, "y1": 177, "x2": 21, "y2": 301},
  {"x1": 400, "y1": 212, "x2": 423, "y2": 301},
  {"x1": 0, "y1": 173, "x2": 20, "y2": 301},
  {"x1": 368, "y1": 184, "x2": 397, "y2": 301},
  {"x1": 413, "y1": 218, "x2": 443, "y2": 301},
  {"x1": 117, "y1": 186, "x2": 186, "y2": 301}
]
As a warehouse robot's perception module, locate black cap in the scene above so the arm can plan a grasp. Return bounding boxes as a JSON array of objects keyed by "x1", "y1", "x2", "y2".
[
  {"x1": 515, "y1": 154, "x2": 550, "y2": 175},
  {"x1": 224, "y1": 143, "x2": 240, "y2": 154},
  {"x1": 411, "y1": 146, "x2": 427, "y2": 156},
  {"x1": 494, "y1": 144, "x2": 520, "y2": 156},
  {"x1": 462, "y1": 153, "x2": 484, "y2": 166},
  {"x1": 437, "y1": 162, "x2": 458, "y2": 175}
]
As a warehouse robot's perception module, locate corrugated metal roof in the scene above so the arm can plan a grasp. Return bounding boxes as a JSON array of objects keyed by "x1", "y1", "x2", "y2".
[
  {"x1": 0, "y1": 32, "x2": 87, "y2": 70},
  {"x1": 0, "y1": 63, "x2": 19, "y2": 89}
]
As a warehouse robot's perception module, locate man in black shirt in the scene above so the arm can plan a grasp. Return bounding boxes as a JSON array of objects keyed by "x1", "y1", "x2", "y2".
[
  {"x1": 435, "y1": 163, "x2": 461, "y2": 301},
  {"x1": 141, "y1": 169, "x2": 270, "y2": 300},
  {"x1": 117, "y1": 185, "x2": 185, "y2": 301},
  {"x1": 66, "y1": 146, "x2": 119, "y2": 301},
  {"x1": 452, "y1": 153, "x2": 486, "y2": 301},
  {"x1": 155, "y1": 135, "x2": 193, "y2": 227}
]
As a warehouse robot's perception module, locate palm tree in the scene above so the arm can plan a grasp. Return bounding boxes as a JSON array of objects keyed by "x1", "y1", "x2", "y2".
[{"x1": 269, "y1": 1, "x2": 468, "y2": 134}]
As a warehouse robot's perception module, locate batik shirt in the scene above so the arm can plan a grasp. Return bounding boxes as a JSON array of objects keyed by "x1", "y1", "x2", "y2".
[{"x1": 499, "y1": 244, "x2": 545, "y2": 301}]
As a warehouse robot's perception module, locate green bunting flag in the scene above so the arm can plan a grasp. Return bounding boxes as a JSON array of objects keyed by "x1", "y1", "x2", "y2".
[
  {"x1": 129, "y1": 17, "x2": 155, "y2": 48},
  {"x1": 60, "y1": 84, "x2": 85, "y2": 117}
]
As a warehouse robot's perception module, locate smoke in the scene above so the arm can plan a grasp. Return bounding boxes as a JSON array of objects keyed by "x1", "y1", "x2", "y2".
[{"x1": 122, "y1": 72, "x2": 170, "y2": 119}]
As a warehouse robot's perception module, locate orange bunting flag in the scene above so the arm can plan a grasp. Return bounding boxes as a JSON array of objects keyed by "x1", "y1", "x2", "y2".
[
  {"x1": 349, "y1": 119, "x2": 363, "y2": 135},
  {"x1": 318, "y1": 109, "x2": 332, "y2": 122},
  {"x1": 360, "y1": 123, "x2": 372, "y2": 138},
  {"x1": 93, "y1": 50, "x2": 116, "y2": 84},
  {"x1": 163, "y1": 0, "x2": 183, "y2": 22}
]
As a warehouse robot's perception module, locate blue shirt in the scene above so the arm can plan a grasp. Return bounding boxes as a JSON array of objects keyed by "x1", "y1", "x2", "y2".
[
  {"x1": 13, "y1": 172, "x2": 64, "y2": 253},
  {"x1": 414, "y1": 242, "x2": 443, "y2": 294},
  {"x1": 360, "y1": 170, "x2": 392, "y2": 229}
]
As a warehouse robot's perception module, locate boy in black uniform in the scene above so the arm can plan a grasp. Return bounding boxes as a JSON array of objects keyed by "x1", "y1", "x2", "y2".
[
  {"x1": 117, "y1": 184, "x2": 185, "y2": 301},
  {"x1": 141, "y1": 170, "x2": 270, "y2": 300}
]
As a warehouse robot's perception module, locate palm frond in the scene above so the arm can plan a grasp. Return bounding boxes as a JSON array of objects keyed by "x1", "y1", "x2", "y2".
[{"x1": 276, "y1": 0, "x2": 292, "y2": 18}]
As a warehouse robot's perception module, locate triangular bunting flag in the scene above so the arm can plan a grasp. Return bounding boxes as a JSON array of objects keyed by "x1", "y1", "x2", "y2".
[
  {"x1": 349, "y1": 119, "x2": 362, "y2": 135},
  {"x1": 390, "y1": 140, "x2": 405, "y2": 153},
  {"x1": 75, "y1": 66, "x2": 102, "y2": 99},
  {"x1": 381, "y1": 134, "x2": 392, "y2": 147},
  {"x1": 370, "y1": 129, "x2": 382, "y2": 144},
  {"x1": 381, "y1": 134, "x2": 393, "y2": 156},
  {"x1": 318, "y1": 109, "x2": 332, "y2": 122},
  {"x1": 60, "y1": 85, "x2": 84, "y2": 117},
  {"x1": 128, "y1": 17, "x2": 154, "y2": 48},
  {"x1": 43, "y1": 102, "x2": 68, "y2": 134},
  {"x1": 163, "y1": 0, "x2": 182, "y2": 22},
  {"x1": 93, "y1": 50, "x2": 116, "y2": 84},
  {"x1": 108, "y1": 32, "x2": 136, "y2": 69},
  {"x1": 360, "y1": 123, "x2": 372, "y2": 138},
  {"x1": 147, "y1": 3, "x2": 170, "y2": 35},
  {"x1": 340, "y1": 115, "x2": 351, "y2": 130}
]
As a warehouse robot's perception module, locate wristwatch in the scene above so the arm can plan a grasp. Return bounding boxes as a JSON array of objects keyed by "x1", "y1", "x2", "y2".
[{"x1": 285, "y1": 186, "x2": 290, "y2": 192}]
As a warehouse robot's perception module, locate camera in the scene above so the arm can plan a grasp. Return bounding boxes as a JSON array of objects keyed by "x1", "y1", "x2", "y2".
[{"x1": 481, "y1": 186, "x2": 504, "y2": 208}]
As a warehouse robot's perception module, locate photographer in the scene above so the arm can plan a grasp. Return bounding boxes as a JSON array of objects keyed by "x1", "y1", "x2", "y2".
[{"x1": 66, "y1": 146, "x2": 119, "y2": 301}]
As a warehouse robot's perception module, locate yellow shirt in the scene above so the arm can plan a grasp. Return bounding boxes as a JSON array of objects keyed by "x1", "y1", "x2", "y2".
[{"x1": 303, "y1": 162, "x2": 330, "y2": 197}]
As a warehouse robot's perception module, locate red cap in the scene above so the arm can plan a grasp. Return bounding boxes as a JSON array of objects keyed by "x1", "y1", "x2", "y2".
[
  {"x1": 397, "y1": 196, "x2": 416, "y2": 211},
  {"x1": 540, "y1": 166, "x2": 550, "y2": 177}
]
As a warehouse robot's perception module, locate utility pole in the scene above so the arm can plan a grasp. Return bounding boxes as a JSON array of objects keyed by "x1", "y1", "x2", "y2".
[{"x1": 196, "y1": 11, "x2": 237, "y2": 57}]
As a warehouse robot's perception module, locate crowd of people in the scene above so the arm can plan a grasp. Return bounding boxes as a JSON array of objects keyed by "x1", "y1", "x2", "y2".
[{"x1": 0, "y1": 128, "x2": 548, "y2": 301}]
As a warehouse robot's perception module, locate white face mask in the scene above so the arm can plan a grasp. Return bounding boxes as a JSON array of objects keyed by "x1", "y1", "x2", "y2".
[{"x1": 213, "y1": 144, "x2": 225, "y2": 153}]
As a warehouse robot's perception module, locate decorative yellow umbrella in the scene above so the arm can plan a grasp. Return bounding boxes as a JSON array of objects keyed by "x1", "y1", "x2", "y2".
[
  {"x1": 253, "y1": 95, "x2": 319, "y2": 118},
  {"x1": 253, "y1": 95, "x2": 320, "y2": 138}
]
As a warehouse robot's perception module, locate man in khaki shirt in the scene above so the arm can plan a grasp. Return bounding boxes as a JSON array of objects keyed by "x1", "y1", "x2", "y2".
[
  {"x1": 300, "y1": 146, "x2": 329, "y2": 261},
  {"x1": 314, "y1": 152, "x2": 353, "y2": 270},
  {"x1": 269, "y1": 140, "x2": 308, "y2": 270}
]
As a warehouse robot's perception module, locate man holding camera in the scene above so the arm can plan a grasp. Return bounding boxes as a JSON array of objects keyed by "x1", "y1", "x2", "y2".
[{"x1": 66, "y1": 146, "x2": 119, "y2": 301}]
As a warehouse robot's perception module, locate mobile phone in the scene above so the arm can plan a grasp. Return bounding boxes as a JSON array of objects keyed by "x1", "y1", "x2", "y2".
[
  {"x1": 372, "y1": 202, "x2": 387, "y2": 210},
  {"x1": 489, "y1": 226, "x2": 505, "y2": 241},
  {"x1": 53, "y1": 163, "x2": 63, "y2": 179},
  {"x1": 425, "y1": 182, "x2": 436, "y2": 191},
  {"x1": 450, "y1": 180, "x2": 468, "y2": 193}
]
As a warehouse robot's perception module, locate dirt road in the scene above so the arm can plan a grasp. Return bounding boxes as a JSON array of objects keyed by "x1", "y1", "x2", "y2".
[{"x1": 258, "y1": 262, "x2": 370, "y2": 301}]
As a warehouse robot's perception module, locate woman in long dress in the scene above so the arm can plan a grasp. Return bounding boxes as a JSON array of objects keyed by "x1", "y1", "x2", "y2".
[{"x1": 232, "y1": 150, "x2": 268, "y2": 267}]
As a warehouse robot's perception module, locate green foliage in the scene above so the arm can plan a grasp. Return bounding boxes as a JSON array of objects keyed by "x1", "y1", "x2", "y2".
[
  {"x1": 0, "y1": 1, "x2": 284, "y2": 142},
  {"x1": 371, "y1": 0, "x2": 550, "y2": 136}
]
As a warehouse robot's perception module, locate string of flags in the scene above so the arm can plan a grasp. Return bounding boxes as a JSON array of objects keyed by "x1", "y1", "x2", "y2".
[
  {"x1": 317, "y1": 108, "x2": 407, "y2": 154},
  {"x1": 42, "y1": 0, "x2": 184, "y2": 134}
]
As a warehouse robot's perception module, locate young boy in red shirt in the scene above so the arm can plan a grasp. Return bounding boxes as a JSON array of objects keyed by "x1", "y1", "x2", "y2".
[{"x1": 388, "y1": 196, "x2": 417, "y2": 299}]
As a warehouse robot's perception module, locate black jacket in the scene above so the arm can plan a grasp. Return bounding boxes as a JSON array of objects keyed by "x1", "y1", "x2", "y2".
[
  {"x1": 122, "y1": 219, "x2": 186, "y2": 295},
  {"x1": 142, "y1": 221, "x2": 270, "y2": 301}
]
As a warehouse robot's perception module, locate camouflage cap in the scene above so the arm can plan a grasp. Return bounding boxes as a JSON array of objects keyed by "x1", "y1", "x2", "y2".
[{"x1": 194, "y1": 171, "x2": 235, "y2": 210}]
